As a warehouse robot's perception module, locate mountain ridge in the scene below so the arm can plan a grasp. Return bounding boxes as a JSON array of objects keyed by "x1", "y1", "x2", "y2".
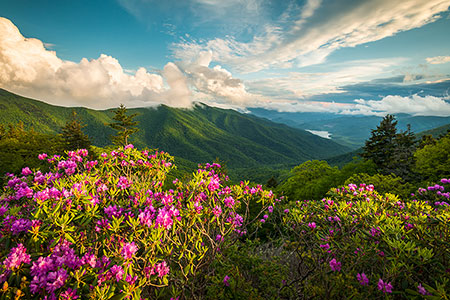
[{"x1": 0, "y1": 88, "x2": 350, "y2": 169}]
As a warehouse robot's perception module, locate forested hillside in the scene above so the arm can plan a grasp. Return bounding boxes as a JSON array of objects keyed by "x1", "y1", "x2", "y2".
[{"x1": 0, "y1": 89, "x2": 349, "y2": 170}]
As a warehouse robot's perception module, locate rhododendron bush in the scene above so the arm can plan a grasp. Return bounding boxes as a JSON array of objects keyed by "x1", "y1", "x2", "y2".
[
  {"x1": 0, "y1": 146, "x2": 276, "y2": 299},
  {"x1": 281, "y1": 182, "x2": 450, "y2": 298}
]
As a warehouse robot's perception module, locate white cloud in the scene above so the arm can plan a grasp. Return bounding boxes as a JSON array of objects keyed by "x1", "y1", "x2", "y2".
[
  {"x1": 426, "y1": 56, "x2": 450, "y2": 65},
  {"x1": 247, "y1": 58, "x2": 402, "y2": 99},
  {"x1": 342, "y1": 94, "x2": 450, "y2": 116},
  {"x1": 172, "y1": 0, "x2": 450, "y2": 72},
  {"x1": 0, "y1": 17, "x2": 191, "y2": 109}
]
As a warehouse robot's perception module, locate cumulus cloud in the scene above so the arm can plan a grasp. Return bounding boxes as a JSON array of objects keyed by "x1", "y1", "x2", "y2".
[
  {"x1": 342, "y1": 94, "x2": 450, "y2": 116},
  {"x1": 172, "y1": 0, "x2": 450, "y2": 72},
  {"x1": 0, "y1": 17, "x2": 192, "y2": 109},
  {"x1": 426, "y1": 56, "x2": 450, "y2": 64}
]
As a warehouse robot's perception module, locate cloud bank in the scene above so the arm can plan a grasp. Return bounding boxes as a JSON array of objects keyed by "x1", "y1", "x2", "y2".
[
  {"x1": 0, "y1": 17, "x2": 190, "y2": 109},
  {"x1": 426, "y1": 56, "x2": 450, "y2": 65},
  {"x1": 342, "y1": 94, "x2": 450, "y2": 116}
]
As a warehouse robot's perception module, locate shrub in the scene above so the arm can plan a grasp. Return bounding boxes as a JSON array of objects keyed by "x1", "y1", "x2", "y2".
[
  {"x1": 0, "y1": 145, "x2": 277, "y2": 299},
  {"x1": 282, "y1": 182, "x2": 450, "y2": 298}
]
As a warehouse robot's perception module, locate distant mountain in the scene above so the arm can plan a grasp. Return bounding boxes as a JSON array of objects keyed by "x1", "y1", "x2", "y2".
[
  {"x1": 0, "y1": 89, "x2": 350, "y2": 170},
  {"x1": 416, "y1": 123, "x2": 450, "y2": 139},
  {"x1": 249, "y1": 108, "x2": 450, "y2": 149}
]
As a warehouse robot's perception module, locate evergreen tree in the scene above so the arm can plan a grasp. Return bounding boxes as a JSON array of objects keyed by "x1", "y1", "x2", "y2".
[
  {"x1": 61, "y1": 111, "x2": 91, "y2": 150},
  {"x1": 361, "y1": 114, "x2": 398, "y2": 170},
  {"x1": 388, "y1": 124, "x2": 417, "y2": 180},
  {"x1": 108, "y1": 104, "x2": 139, "y2": 146},
  {"x1": 361, "y1": 114, "x2": 416, "y2": 178}
]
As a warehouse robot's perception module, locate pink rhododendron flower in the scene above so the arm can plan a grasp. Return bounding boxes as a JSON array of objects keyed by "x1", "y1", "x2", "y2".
[
  {"x1": 329, "y1": 258, "x2": 341, "y2": 272},
  {"x1": 3, "y1": 243, "x2": 31, "y2": 270},
  {"x1": 378, "y1": 279, "x2": 393, "y2": 293},
  {"x1": 418, "y1": 283, "x2": 430, "y2": 295},
  {"x1": 155, "y1": 261, "x2": 170, "y2": 278},
  {"x1": 357, "y1": 273, "x2": 369, "y2": 286},
  {"x1": 121, "y1": 242, "x2": 138, "y2": 260},
  {"x1": 224, "y1": 196, "x2": 235, "y2": 208},
  {"x1": 223, "y1": 275, "x2": 230, "y2": 287},
  {"x1": 110, "y1": 265, "x2": 124, "y2": 282}
]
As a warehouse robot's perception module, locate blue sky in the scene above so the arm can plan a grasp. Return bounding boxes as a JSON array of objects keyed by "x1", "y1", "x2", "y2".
[{"x1": 0, "y1": 0, "x2": 450, "y2": 116}]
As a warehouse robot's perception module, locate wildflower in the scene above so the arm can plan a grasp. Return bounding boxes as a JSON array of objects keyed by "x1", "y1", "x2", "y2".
[
  {"x1": 60, "y1": 288, "x2": 79, "y2": 300},
  {"x1": 378, "y1": 279, "x2": 393, "y2": 293},
  {"x1": 223, "y1": 275, "x2": 230, "y2": 287},
  {"x1": 319, "y1": 243, "x2": 330, "y2": 250},
  {"x1": 357, "y1": 273, "x2": 369, "y2": 286},
  {"x1": 110, "y1": 265, "x2": 124, "y2": 282},
  {"x1": 268, "y1": 206, "x2": 273, "y2": 213},
  {"x1": 11, "y1": 218, "x2": 32, "y2": 235},
  {"x1": 117, "y1": 176, "x2": 131, "y2": 189},
  {"x1": 224, "y1": 196, "x2": 235, "y2": 208},
  {"x1": 38, "y1": 153, "x2": 48, "y2": 160},
  {"x1": 46, "y1": 268, "x2": 68, "y2": 293},
  {"x1": 308, "y1": 222, "x2": 316, "y2": 229},
  {"x1": 121, "y1": 242, "x2": 138, "y2": 260},
  {"x1": 155, "y1": 261, "x2": 170, "y2": 278},
  {"x1": 3, "y1": 243, "x2": 31, "y2": 270},
  {"x1": 22, "y1": 167, "x2": 32, "y2": 176},
  {"x1": 284, "y1": 208, "x2": 289, "y2": 214},
  {"x1": 212, "y1": 205, "x2": 222, "y2": 217},
  {"x1": 329, "y1": 258, "x2": 341, "y2": 272},
  {"x1": 417, "y1": 283, "x2": 430, "y2": 295}
]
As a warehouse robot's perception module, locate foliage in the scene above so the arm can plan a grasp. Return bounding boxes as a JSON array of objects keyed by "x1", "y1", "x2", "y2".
[
  {"x1": 414, "y1": 132, "x2": 450, "y2": 183},
  {"x1": 61, "y1": 111, "x2": 92, "y2": 151},
  {"x1": 277, "y1": 160, "x2": 340, "y2": 201},
  {"x1": 276, "y1": 159, "x2": 376, "y2": 202},
  {"x1": 108, "y1": 104, "x2": 140, "y2": 147},
  {"x1": 281, "y1": 182, "x2": 450, "y2": 298},
  {"x1": 344, "y1": 173, "x2": 414, "y2": 199},
  {"x1": 0, "y1": 122, "x2": 62, "y2": 186}
]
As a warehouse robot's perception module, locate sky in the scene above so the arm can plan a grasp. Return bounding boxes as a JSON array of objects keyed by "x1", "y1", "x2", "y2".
[{"x1": 1, "y1": 0, "x2": 450, "y2": 116}]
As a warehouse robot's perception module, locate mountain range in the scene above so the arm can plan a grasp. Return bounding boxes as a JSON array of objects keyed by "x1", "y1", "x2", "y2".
[
  {"x1": 0, "y1": 89, "x2": 350, "y2": 172},
  {"x1": 249, "y1": 108, "x2": 450, "y2": 149}
]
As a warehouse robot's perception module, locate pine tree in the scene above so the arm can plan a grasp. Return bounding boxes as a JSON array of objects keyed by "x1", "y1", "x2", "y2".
[
  {"x1": 388, "y1": 124, "x2": 416, "y2": 180},
  {"x1": 361, "y1": 114, "x2": 398, "y2": 170},
  {"x1": 108, "y1": 104, "x2": 139, "y2": 146},
  {"x1": 61, "y1": 111, "x2": 91, "y2": 150},
  {"x1": 361, "y1": 114, "x2": 416, "y2": 178}
]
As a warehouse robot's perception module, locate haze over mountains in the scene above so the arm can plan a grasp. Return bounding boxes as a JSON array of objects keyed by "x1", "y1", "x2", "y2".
[{"x1": 250, "y1": 108, "x2": 450, "y2": 149}]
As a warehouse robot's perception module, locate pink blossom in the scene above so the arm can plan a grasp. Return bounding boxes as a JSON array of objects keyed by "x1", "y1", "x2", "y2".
[
  {"x1": 357, "y1": 273, "x2": 369, "y2": 286},
  {"x1": 329, "y1": 258, "x2": 341, "y2": 272},
  {"x1": 308, "y1": 222, "x2": 316, "y2": 229},
  {"x1": 378, "y1": 279, "x2": 393, "y2": 293},
  {"x1": 121, "y1": 242, "x2": 138, "y2": 260},
  {"x1": 3, "y1": 243, "x2": 31, "y2": 270},
  {"x1": 110, "y1": 265, "x2": 124, "y2": 282},
  {"x1": 418, "y1": 283, "x2": 430, "y2": 295},
  {"x1": 155, "y1": 261, "x2": 170, "y2": 278},
  {"x1": 223, "y1": 275, "x2": 230, "y2": 287}
]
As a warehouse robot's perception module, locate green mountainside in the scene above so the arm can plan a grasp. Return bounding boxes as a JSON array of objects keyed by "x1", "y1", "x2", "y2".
[
  {"x1": 416, "y1": 123, "x2": 450, "y2": 138},
  {"x1": 0, "y1": 89, "x2": 350, "y2": 170}
]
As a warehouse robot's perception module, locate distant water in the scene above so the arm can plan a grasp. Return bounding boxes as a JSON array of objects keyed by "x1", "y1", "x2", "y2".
[{"x1": 305, "y1": 129, "x2": 331, "y2": 139}]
